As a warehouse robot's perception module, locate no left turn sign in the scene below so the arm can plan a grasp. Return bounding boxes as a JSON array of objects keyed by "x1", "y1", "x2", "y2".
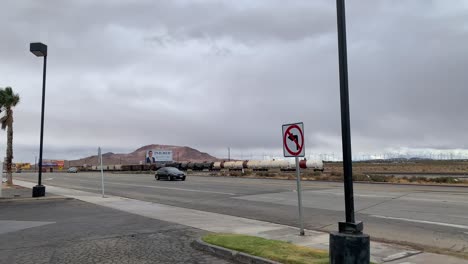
[{"x1": 282, "y1": 122, "x2": 305, "y2": 157}]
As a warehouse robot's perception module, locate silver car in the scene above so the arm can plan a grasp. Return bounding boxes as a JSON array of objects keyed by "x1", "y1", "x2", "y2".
[{"x1": 67, "y1": 167, "x2": 78, "y2": 173}]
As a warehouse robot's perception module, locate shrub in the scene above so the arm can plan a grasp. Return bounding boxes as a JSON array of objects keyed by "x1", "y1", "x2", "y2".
[
  {"x1": 331, "y1": 171, "x2": 342, "y2": 177},
  {"x1": 353, "y1": 174, "x2": 370, "y2": 182},
  {"x1": 369, "y1": 175, "x2": 391, "y2": 182},
  {"x1": 408, "y1": 176, "x2": 428, "y2": 183},
  {"x1": 229, "y1": 172, "x2": 242, "y2": 177},
  {"x1": 257, "y1": 172, "x2": 273, "y2": 177},
  {"x1": 431, "y1": 177, "x2": 459, "y2": 184}
]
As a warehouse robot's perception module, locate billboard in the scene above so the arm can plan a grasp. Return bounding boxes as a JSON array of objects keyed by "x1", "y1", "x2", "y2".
[
  {"x1": 56, "y1": 160, "x2": 64, "y2": 170},
  {"x1": 15, "y1": 163, "x2": 31, "y2": 170},
  {"x1": 41, "y1": 160, "x2": 65, "y2": 170},
  {"x1": 146, "y1": 150, "x2": 173, "y2": 163}
]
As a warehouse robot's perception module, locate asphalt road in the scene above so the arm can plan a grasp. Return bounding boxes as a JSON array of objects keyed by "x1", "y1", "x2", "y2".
[{"x1": 15, "y1": 172, "x2": 468, "y2": 256}]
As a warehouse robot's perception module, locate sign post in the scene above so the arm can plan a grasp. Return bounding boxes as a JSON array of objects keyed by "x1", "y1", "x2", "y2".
[
  {"x1": 282, "y1": 122, "x2": 305, "y2": 236},
  {"x1": 0, "y1": 162, "x2": 3, "y2": 198},
  {"x1": 98, "y1": 147, "x2": 105, "y2": 198}
]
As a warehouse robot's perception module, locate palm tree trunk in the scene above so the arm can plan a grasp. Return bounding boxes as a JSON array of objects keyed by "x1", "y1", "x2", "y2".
[{"x1": 6, "y1": 109, "x2": 13, "y2": 186}]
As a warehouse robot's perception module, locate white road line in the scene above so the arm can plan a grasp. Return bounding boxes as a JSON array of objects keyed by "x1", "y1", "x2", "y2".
[
  {"x1": 371, "y1": 215, "x2": 468, "y2": 230},
  {"x1": 108, "y1": 182, "x2": 237, "y2": 195},
  {"x1": 18, "y1": 178, "x2": 237, "y2": 196},
  {"x1": 403, "y1": 197, "x2": 468, "y2": 204},
  {"x1": 308, "y1": 190, "x2": 393, "y2": 198}
]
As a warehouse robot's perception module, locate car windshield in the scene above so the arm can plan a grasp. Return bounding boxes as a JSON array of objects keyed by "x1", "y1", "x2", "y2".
[{"x1": 166, "y1": 167, "x2": 181, "y2": 173}]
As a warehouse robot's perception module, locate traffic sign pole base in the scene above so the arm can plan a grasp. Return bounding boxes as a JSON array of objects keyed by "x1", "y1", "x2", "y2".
[
  {"x1": 329, "y1": 230, "x2": 370, "y2": 264},
  {"x1": 32, "y1": 185, "x2": 45, "y2": 197}
]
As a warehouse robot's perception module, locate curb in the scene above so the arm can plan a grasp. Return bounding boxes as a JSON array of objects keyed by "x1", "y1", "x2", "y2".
[
  {"x1": 192, "y1": 238, "x2": 281, "y2": 264},
  {"x1": 0, "y1": 196, "x2": 74, "y2": 203}
]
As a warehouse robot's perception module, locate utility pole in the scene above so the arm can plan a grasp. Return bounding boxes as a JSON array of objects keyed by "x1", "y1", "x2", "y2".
[{"x1": 228, "y1": 147, "x2": 230, "y2": 161}]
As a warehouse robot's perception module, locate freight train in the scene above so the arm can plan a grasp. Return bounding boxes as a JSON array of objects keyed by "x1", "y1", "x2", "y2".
[{"x1": 84, "y1": 159, "x2": 323, "y2": 172}]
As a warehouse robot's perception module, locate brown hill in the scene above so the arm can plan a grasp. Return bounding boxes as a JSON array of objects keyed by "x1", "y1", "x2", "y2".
[{"x1": 68, "y1": 144, "x2": 219, "y2": 166}]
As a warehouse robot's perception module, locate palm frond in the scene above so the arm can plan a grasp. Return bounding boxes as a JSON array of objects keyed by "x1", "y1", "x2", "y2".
[
  {"x1": 0, "y1": 115, "x2": 8, "y2": 130},
  {"x1": 0, "y1": 86, "x2": 20, "y2": 107}
]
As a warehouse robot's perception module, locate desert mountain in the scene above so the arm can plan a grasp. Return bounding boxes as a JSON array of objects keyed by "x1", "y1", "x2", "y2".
[{"x1": 69, "y1": 144, "x2": 219, "y2": 166}]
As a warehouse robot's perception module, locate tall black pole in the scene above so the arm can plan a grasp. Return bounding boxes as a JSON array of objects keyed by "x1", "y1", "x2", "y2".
[
  {"x1": 330, "y1": 1, "x2": 370, "y2": 263},
  {"x1": 336, "y1": 0, "x2": 355, "y2": 225},
  {"x1": 38, "y1": 56, "x2": 46, "y2": 185}
]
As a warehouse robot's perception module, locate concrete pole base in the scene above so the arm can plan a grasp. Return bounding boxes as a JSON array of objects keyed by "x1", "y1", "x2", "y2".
[
  {"x1": 32, "y1": 185, "x2": 46, "y2": 197},
  {"x1": 329, "y1": 231, "x2": 370, "y2": 264}
]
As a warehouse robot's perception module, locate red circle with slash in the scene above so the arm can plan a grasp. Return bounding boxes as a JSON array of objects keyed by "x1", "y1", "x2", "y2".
[{"x1": 283, "y1": 124, "x2": 304, "y2": 156}]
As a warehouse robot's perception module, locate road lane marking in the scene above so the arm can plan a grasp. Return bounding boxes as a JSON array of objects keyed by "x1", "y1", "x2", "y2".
[
  {"x1": 17, "y1": 177, "x2": 237, "y2": 196},
  {"x1": 108, "y1": 182, "x2": 237, "y2": 195},
  {"x1": 0, "y1": 220, "x2": 55, "y2": 235},
  {"x1": 370, "y1": 215, "x2": 468, "y2": 230},
  {"x1": 306, "y1": 190, "x2": 394, "y2": 198},
  {"x1": 402, "y1": 197, "x2": 468, "y2": 204}
]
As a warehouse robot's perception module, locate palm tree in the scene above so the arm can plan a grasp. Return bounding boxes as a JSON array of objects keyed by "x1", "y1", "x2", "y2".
[{"x1": 0, "y1": 87, "x2": 20, "y2": 185}]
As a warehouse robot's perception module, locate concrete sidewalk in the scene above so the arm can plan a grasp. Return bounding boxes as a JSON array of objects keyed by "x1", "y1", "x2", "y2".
[
  {"x1": 0, "y1": 183, "x2": 33, "y2": 199},
  {"x1": 0, "y1": 191, "x2": 230, "y2": 263},
  {"x1": 15, "y1": 180, "x2": 468, "y2": 264}
]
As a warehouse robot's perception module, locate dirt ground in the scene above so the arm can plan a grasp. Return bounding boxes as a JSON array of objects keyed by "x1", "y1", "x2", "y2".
[
  {"x1": 325, "y1": 160, "x2": 468, "y2": 174},
  {"x1": 205, "y1": 160, "x2": 468, "y2": 186}
]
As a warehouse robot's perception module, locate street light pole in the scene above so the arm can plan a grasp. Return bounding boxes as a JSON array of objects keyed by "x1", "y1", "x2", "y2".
[
  {"x1": 336, "y1": 0, "x2": 355, "y2": 227},
  {"x1": 329, "y1": 1, "x2": 370, "y2": 263},
  {"x1": 30, "y1": 42, "x2": 48, "y2": 198}
]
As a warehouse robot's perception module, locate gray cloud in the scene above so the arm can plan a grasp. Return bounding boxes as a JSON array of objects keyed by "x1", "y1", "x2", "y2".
[{"x1": 1, "y1": 0, "x2": 468, "y2": 162}]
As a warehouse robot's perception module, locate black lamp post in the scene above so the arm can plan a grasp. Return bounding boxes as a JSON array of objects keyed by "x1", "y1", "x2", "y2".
[
  {"x1": 329, "y1": 1, "x2": 370, "y2": 263},
  {"x1": 30, "y1": 42, "x2": 47, "y2": 198}
]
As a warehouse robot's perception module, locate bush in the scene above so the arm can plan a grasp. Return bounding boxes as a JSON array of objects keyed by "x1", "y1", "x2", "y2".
[
  {"x1": 370, "y1": 175, "x2": 392, "y2": 182},
  {"x1": 301, "y1": 170, "x2": 321, "y2": 177},
  {"x1": 229, "y1": 172, "x2": 242, "y2": 177},
  {"x1": 431, "y1": 177, "x2": 459, "y2": 184},
  {"x1": 331, "y1": 171, "x2": 342, "y2": 177},
  {"x1": 353, "y1": 174, "x2": 370, "y2": 182},
  {"x1": 408, "y1": 176, "x2": 428, "y2": 183},
  {"x1": 352, "y1": 174, "x2": 395, "y2": 183},
  {"x1": 257, "y1": 172, "x2": 273, "y2": 177},
  {"x1": 242, "y1": 170, "x2": 253, "y2": 176}
]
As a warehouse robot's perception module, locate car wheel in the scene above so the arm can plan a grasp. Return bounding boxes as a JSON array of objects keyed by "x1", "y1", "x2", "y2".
[
  {"x1": 156, "y1": 175, "x2": 160, "y2": 180},
  {"x1": 182, "y1": 177, "x2": 186, "y2": 181},
  {"x1": 170, "y1": 176, "x2": 174, "y2": 181}
]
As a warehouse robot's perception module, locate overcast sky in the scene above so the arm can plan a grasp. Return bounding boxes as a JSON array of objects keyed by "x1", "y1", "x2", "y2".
[{"x1": 2, "y1": 0, "x2": 468, "y2": 162}]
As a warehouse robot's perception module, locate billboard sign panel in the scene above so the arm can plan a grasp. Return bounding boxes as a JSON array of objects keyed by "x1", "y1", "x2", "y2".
[{"x1": 146, "y1": 150, "x2": 173, "y2": 163}]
